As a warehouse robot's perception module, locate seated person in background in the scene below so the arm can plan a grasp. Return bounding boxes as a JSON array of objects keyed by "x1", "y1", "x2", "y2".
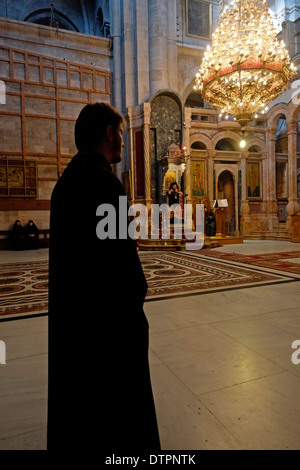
[
  {"x1": 24, "y1": 220, "x2": 39, "y2": 250},
  {"x1": 205, "y1": 208, "x2": 216, "y2": 237},
  {"x1": 10, "y1": 220, "x2": 25, "y2": 251}
]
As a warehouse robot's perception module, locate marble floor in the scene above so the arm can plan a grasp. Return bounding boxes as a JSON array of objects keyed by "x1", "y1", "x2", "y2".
[{"x1": 0, "y1": 240, "x2": 300, "y2": 450}]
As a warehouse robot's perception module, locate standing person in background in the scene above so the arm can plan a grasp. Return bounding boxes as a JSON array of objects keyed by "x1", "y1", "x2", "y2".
[
  {"x1": 168, "y1": 182, "x2": 183, "y2": 225},
  {"x1": 47, "y1": 102, "x2": 160, "y2": 453}
]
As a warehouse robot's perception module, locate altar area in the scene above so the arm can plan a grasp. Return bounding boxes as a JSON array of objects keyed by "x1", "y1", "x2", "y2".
[{"x1": 137, "y1": 141, "x2": 243, "y2": 251}]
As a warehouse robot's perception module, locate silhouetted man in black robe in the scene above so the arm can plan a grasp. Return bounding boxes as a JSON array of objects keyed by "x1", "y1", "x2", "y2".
[{"x1": 48, "y1": 103, "x2": 160, "y2": 453}]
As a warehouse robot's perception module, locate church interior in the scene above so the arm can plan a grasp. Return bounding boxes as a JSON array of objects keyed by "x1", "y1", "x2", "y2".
[{"x1": 1, "y1": 0, "x2": 300, "y2": 451}]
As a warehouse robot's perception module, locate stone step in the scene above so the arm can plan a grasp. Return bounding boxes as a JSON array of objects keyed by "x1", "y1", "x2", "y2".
[
  {"x1": 245, "y1": 230, "x2": 290, "y2": 241},
  {"x1": 137, "y1": 236, "x2": 221, "y2": 251},
  {"x1": 137, "y1": 238, "x2": 186, "y2": 251}
]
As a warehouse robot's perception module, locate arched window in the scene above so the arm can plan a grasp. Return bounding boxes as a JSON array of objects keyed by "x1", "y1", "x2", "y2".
[
  {"x1": 191, "y1": 141, "x2": 206, "y2": 150},
  {"x1": 215, "y1": 138, "x2": 236, "y2": 151},
  {"x1": 95, "y1": 7, "x2": 110, "y2": 37},
  {"x1": 275, "y1": 115, "x2": 287, "y2": 153},
  {"x1": 248, "y1": 145, "x2": 259, "y2": 153},
  {"x1": 24, "y1": 8, "x2": 79, "y2": 32},
  {"x1": 185, "y1": 91, "x2": 204, "y2": 108}
]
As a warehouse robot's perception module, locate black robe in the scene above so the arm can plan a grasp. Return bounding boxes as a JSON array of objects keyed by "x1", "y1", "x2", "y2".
[
  {"x1": 168, "y1": 189, "x2": 180, "y2": 206},
  {"x1": 10, "y1": 221, "x2": 24, "y2": 250},
  {"x1": 47, "y1": 151, "x2": 160, "y2": 453},
  {"x1": 24, "y1": 221, "x2": 39, "y2": 249},
  {"x1": 205, "y1": 210, "x2": 216, "y2": 237}
]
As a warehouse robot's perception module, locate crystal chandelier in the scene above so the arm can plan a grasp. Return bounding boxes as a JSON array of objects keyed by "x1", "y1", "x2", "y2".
[{"x1": 194, "y1": 0, "x2": 297, "y2": 129}]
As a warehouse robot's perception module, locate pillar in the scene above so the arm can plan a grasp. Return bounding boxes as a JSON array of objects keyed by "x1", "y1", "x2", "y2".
[
  {"x1": 265, "y1": 128, "x2": 278, "y2": 230},
  {"x1": 143, "y1": 102, "x2": 152, "y2": 212},
  {"x1": 207, "y1": 149, "x2": 215, "y2": 205},
  {"x1": 135, "y1": 0, "x2": 150, "y2": 104},
  {"x1": 112, "y1": 0, "x2": 123, "y2": 180},
  {"x1": 287, "y1": 123, "x2": 300, "y2": 231},
  {"x1": 122, "y1": 0, "x2": 135, "y2": 108},
  {"x1": 183, "y1": 108, "x2": 192, "y2": 204},
  {"x1": 240, "y1": 153, "x2": 250, "y2": 236},
  {"x1": 167, "y1": 0, "x2": 178, "y2": 92},
  {"x1": 112, "y1": 0, "x2": 122, "y2": 111},
  {"x1": 127, "y1": 106, "x2": 135, "y2": 202},
  {"x1": 148, "y1": 0, "x2": 168, "y2": 95}
]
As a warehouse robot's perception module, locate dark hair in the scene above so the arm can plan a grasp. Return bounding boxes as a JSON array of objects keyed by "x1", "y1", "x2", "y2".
[
  {"x1": 75, "y1": 103, "x2": 124, "y2": 151},
  {"x1": 169, "y1": 181, "x2": 178, "y2": 190}
]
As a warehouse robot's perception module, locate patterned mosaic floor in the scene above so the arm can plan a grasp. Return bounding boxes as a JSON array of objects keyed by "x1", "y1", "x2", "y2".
[
  {"x1": 0, "y1": 251, "x2": 298, "y2": 318},
  {"x1": 200, "y1": 249, "x2": 300, "y2": 275},
  {"x1": 141, "y1": 251, "x2": 298, "y2": 300},
  {"x1": 0, "y1": 261, "x2": 48, "y2": 319}
]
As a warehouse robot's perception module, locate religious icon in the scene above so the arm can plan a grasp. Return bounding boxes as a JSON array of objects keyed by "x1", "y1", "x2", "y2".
[
  {"x1": 186, "y1": 0, "x2": 212, "y2": 39},
  {"x1": 191, "y1": 161, "x2": 205, "y2": 197},
  {"x1": 247, "y1": 162, "x2": 260, "y2": 198},
  {"x1": 164, "y1": 170, "x2": 176, "y2": 191},
  {"x1": 276, "y1": 161, "x2": 287, "y2": 198},
  {"x1": 0, "y1": 159, "x2": 37, "y2": 197}
]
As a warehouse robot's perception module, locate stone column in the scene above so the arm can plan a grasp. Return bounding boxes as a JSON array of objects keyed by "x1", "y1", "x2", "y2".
[
  {"x1": 240, "y1": 152, "x2": 250, "y2": 236},
  {"x1": 122, "y1": 0, "x2": 135, "y2": 108},
  {"x1": 287, "y1": 123, "x2": 300, "y2": 231},
  {"x1": 281, "y1": 20, "x2": 296, "y2": 57},
  {"x1": 240, "y1": 153, "x2": 250, "y2": 213},
  {"x1": 207, "y1": 149, "x2": 215, "y2": 205},
  {"x1": 112, "y1": 0, "x2": 123, "y2": 180},
  {"x1": 260, "y1": 150, "x2": 268, "y2": 211},
  {"x1": 127, "y1": 106, "x2": 135, "y2": 202},
  {"x1": 112, "y1": 0, "x2": 122, "y2": 111},
  {"x1": 135, "y1": 0, "x2": 150, "y2": 104},
  {"x1": 143, "y1": 102, "x2": 152, "y2": 212},
  {"x1": 148, "y1": 0, "x2": 168, "y2": 95},
  {"x1": 265, "y1": 128, "x2": 278, "y2": 230},
  {"x1": 167, "y1": 0, "x2": 178, "y2": 92},
  {"x1": 183, "y1": 108, "x2": 192, "y2": 204}
]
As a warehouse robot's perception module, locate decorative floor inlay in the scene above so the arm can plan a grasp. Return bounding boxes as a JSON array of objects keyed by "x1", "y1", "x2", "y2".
[
  {"x1": 0, "y1": 261, "x2": 48, "y2": 319},
  {"x1": 0, "y1": 251, "x2": 298, "y2": 318},
  {"x1": 200, "y1": 249, "x2": 300, "y2": 275},
  {"x1": 140, "y1": 251, "x2": 296, "y2": 300}
]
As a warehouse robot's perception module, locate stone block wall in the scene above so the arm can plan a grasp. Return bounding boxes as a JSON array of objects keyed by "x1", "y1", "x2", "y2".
[{"x1": 0, "y1": 18, "x2": 112, "y2": 233}]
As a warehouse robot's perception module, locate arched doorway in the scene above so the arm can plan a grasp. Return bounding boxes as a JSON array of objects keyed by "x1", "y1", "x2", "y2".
[
  {"x1": 217, "y1": 170, "x2": 236, "y2": 236},
  {"x1": 150, "y1": 93, "x2": 182, "y2": 203}
]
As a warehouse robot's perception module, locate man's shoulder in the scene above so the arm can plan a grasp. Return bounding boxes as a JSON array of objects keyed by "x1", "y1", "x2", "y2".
[{"x1": 51, "y1": 153, "x2": 125, "y2": 203}]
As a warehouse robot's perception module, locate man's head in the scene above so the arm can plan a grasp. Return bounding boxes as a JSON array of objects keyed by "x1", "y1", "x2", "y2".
[{"x1": 75, "y1": 103, "x2": 125, "y2": 164}]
